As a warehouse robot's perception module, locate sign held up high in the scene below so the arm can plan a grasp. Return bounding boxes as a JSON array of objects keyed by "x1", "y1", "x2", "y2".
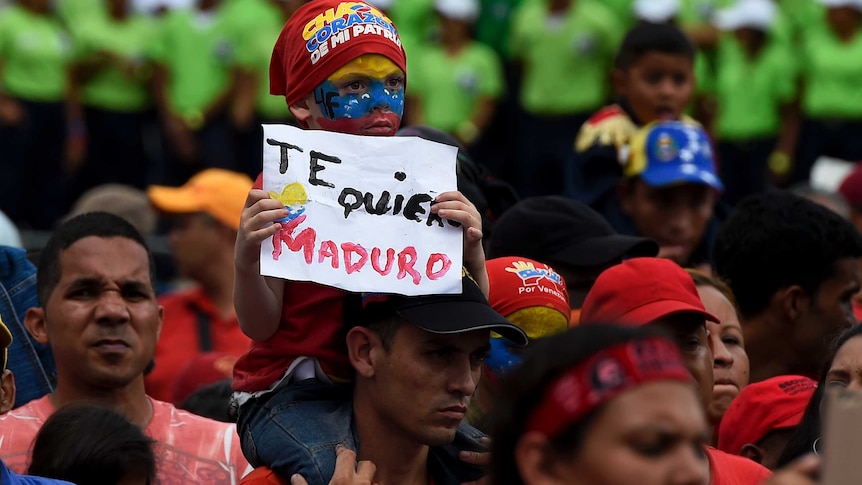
[{"x1": 260, "y1": 124, "x2": 462, "y2": 296}]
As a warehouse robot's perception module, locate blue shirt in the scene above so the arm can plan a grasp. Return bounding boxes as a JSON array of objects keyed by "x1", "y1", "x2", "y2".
[{"x1": 1, "y1": 460, "x2": 73, "y2": 484}]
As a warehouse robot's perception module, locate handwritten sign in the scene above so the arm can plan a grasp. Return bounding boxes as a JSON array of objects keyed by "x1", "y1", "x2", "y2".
[{"x1": 260, "y1": 124, "x2": 462, "y2": 295}]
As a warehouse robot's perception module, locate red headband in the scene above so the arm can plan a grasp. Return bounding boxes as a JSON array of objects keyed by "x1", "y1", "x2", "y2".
[{"x1": 525, "y1": 337, "x2": 692, "y2": 438}]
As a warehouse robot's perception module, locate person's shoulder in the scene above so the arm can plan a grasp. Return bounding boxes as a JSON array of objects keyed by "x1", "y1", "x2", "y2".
[
  {"x1": 575, "y1": 104, "x2": 636, "y2": 153},
  {"x1": 1, "y1": 395, "x2": 52, "y2": 423},
  {"x1": 706, "y1": 447, "x2": 772, "y2": 485}
]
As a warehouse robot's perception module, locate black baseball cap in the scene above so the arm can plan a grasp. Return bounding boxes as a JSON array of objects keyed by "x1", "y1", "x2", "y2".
[
  {"x1": 488, "y1": 196, "x2": 659, "y2": 267},
  {"x1": 361, "y1": 273, "x2": 529, "y2": 346}
]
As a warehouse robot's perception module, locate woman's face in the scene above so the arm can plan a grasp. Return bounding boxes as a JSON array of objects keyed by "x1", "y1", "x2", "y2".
[
  {"x1": 825, "y1": 335, "x2": 862, "y2": 395},
  {"x1": 698, "y1": 285, "x2": 750, "y2": 424},
  {"x1": 520, "y1": 381, "x2": 710, "y2": 485}
]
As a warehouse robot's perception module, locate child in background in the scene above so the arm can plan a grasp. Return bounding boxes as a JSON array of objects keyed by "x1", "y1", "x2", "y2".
[
  {"x1": 604, "y1": 121, "x2": 723, "y2": 268},
  {"x1": 705, "y1": 0, "x2": 798, "y2": 204},
  {"x1": 791, "y1": 0, "x2": 862, "y2": 186},
  {"x1": 407, "y1": 0, "x2": 505, "y2": 147},
  {"x1": 509, "y1": 0, "x2": 622, "y2": 197},
  {"x1": 567, "y1": 21, "x2": 697, "y2": 207}
]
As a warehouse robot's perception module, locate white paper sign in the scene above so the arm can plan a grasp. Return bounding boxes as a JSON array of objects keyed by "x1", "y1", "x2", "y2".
[{"x1": 260, "y1": 124, "x2": 463, "y2": 296}]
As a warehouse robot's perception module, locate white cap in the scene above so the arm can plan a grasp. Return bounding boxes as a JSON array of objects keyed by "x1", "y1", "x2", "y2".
[
  {"x1": 634, "y1": 0, "x2": 682, "y2": 23},
  {"x1": 819, "y1": 0, "x2": 862, "y2": 9},
  {"x1": 713, "y1": 0, "x2": 777, "y2": 30},
  {"x1": 366, "y1": 0, "x2": 395, "y2": 10},
  {"x1": 435, "y1": 0, "x2": 480, "y2": 22}
]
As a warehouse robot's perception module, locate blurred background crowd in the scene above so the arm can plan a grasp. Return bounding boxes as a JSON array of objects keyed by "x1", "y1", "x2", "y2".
[{"x1": 2, "y1": 0, "x2": 862, "y2": 232}]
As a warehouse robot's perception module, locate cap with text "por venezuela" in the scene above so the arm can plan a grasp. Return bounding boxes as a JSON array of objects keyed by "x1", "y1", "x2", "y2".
[{"x1": 270, "y1": 0, "x2": 407, "y2": 106}]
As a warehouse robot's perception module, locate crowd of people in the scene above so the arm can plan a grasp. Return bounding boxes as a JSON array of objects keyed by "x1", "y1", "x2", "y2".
[{"x1": 1, "y1": 0, "x2": 862, "y2": 484}]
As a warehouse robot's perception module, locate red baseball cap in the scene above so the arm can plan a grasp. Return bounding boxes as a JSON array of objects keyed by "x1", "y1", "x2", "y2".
[
  {"x1": 580, "y1": 257, "x2": 719, "y2": 326},
  {"x1": 486, "y1": 257, "x2": 571, "y2": 338},
  {"x1": 270, "y1": 0, "x2": 407, "y2": 106},
  {"x1": 717, "y1": 375, "x2": 817, "y2": 455},
  {"x1": 839, "y1": 163, "x2": 862, "y2": 210}
]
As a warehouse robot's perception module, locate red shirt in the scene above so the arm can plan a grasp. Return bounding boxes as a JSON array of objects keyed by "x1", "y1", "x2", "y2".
[
  {"x1": 240, "y1": 467, "x2": 290, "y2": 484},
  {"x1": 706, "y1": 447, "x2": 771, "y2": 485},
  {"x1": 232, "y1": 282, "x2": 353, "y2": 392},
  {"x1": 0, "y1": 396, "x2": 251, "y2": 483},
  {"x1": 145, "y1": 287, "x2": 251, "y2": 402}
]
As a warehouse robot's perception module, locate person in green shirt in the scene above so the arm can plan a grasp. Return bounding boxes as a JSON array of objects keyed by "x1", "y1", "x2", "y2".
[
  {"x1": 406, "y1": 0, "x2": 505, "y2": 147},
  {"x1": 0, "y1": 0, "x2": 76, "y2": 230},
  {"x1": 791, "y1": 0, "x2": 862, "y2": 186},
  {"x1": 232, "y1": 0, "x2": 302, "y2": 178},
  {"x1": 152, "y1": 0, "x2": 239, "y2": 184},
  {"x1": 67, "y1": 0, "x2": 157, "y2": 201},
  {"x1": 705, "y1": 0, "x2": 799, "y2": 204},
  {"x1": 509, "y1": 0, "x2": 622, "y2": 197}
]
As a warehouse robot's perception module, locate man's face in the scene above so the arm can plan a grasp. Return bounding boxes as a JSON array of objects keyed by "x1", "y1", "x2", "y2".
[
  {"x1": 615, "y1": 52, "x2": 693, "y2": 124},
  {"x1": 36, "y1": 236, "x2": 163, "y2": 391},
  {"x1": 651, "y1": 313, "x2": 714, "y2": 411},
  {"x1": 368, "y1": 323, "x2": 490, "y2": 446},
  {"x1": 166, "y1": 213, "x2": 224, "y2": 280},
  {"x1": 793, "y1": 258, "x2": 860, "y2": 371},
  {"x1": 300, "y1": 54, "x2": 405, "y2": 136},
  {"x1": 620, "y1": 180, "x2": 716, "y2": 265}
]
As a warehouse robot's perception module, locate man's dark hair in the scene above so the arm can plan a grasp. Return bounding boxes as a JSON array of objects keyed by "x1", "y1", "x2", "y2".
[
  {"x1": 491, "y1": 324, "x2": 670, "y2": 485},
  {"x1": 614, "y1": 21, "x2": 696, "y2": 70},
  {"x1": 29, "y1": 404, "x2": 157, "y2": 484},
  {"x1": 713, "y1": 191, "x2": 862, "y2": 318},
  {"x1": 180, "y1": 379, "x2": 235, "y2": 423},
  {"x1": 36, "y1": 212, "x2": 155, "y2": 305}
]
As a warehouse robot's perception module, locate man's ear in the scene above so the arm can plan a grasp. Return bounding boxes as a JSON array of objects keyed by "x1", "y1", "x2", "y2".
[
  {"x1": 778, "y1": 285, "x2": 807, "y2": 322},
  {"x1": 611, "y1": 68, "x2": 627, "y2": 98},
  {"x1": 346, "y1": 326, "x2": 380, "y2": 378},
  {"x1": 0, "y1": 369, "x2": 15, "y2": 414},
  {"x1": 740, "y1": 443, "x2": 764, "y2": 464},
  {"x1": 289, "y1": 98, "x2": 312, "y2": 127},
  {"x1": 25, "y1": 307, "x2": 49, "y2": 345},
  {"x1": 514, "y1": 432, "x2": 565, "y2": 485}
]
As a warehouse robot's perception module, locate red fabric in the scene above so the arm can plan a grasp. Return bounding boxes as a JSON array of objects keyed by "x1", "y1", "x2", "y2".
[
  {"x1": 706, "y1": 447, "x2": 771, "y2": 485},
  {"x1": 717, "y1": 375, "x2": 816, "y2": 456},
  {"x1": 232, "y1": 281, "x2": 352, "y2": 392},
  {"x1": 172, "y1": 352, "x2": 238, "y2": 405},
  {"x1": 839, "y1": 164, "x2": 862, "y2": 209},
  {"x1": 270, "y1": 0, "x2": 407, "y2": 106},
  {"x1": 854, "y1": 299, "x2": 862, "y2": 322},
  {"x1": 486, "y1": 257, "x2": 570, "y2": 320},
  {"x1": 526, "y1": 337, "x2": 691, "y2": 438},
  {"x1": 580, "y1": 258, "x2": 720, "y2": 326},
  {"x1": 584, "y1": 104, "x2": 626, "y2": 126},
  {"x1": 0, "y1": 396, "x2": 251, "y2": 482},
  {"x1": 145, "y1": 288, "x2": 250, "y2": 402},
  {"x1": 240, "y1": 467, "x2": 290, "y2": 484}
]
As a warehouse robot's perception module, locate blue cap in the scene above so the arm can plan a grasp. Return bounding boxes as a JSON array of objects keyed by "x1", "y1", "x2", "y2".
[{"x1": 624, "y1": 121, "x2": 723, "y2": 191}]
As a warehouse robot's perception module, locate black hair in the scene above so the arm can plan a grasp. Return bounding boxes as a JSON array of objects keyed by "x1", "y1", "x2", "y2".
[
  {"x1": 36, "y1": 212, "x2": 155, "y2": 305},
  {"x1": 614, "y1": 21, "x2": 696, "y2": 70},
  {"x1": 180, "y1": 379, "x2": 235, "y2": 423},
  {"x1": 490, "y1": 324, "x2": 672, "y2": 485},
  {"x1": 29, "y1": 404, "x2": 156, "y2": 484},
  {"x1": 713, "y1": 191, "x2": 862, "y2": 319},
  {"x1": 777, "y1": 324, "x2": 862, "y2": 467}
]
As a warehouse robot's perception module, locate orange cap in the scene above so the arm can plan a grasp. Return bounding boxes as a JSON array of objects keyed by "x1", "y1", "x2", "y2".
[{"x1": 147, "y1": 169, "x2": 253, "y2": 230}]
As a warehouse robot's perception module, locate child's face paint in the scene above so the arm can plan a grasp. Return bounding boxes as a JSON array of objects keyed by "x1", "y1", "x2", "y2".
[{"x1": 311, "y1": 54, "x2": 405, "y2": 136}]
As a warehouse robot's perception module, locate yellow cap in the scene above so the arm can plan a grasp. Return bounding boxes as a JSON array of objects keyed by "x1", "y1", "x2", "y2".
[{"x1": 147, "y1": 169, "x2": 253, "y2": 230}]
